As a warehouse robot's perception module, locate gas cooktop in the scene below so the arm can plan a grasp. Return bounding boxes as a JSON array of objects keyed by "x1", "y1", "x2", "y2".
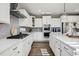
[{"x1": 7, "y1": 34, "x2": 29, "y2": 39}]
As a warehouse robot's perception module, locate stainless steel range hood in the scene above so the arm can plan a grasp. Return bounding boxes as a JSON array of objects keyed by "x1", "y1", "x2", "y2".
[
  {"x1": 10, "y1": 3, "x2": 27, "y2": 18},
  {"x1": 10, "y1": 10, "x2": 27, "y2": 18}
]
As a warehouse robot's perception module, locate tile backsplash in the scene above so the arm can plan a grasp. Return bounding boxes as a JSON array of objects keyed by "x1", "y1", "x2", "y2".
[
  {"x1": 0, "y1": 15, "x2": 20, "y2": 38},
  {"x1": 0, "y1": 24, "x2": 10, "y2": 38}
]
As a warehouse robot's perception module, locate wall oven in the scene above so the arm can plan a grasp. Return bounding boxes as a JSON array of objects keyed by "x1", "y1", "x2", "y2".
[{"x1": 43, "y1": 24, "x2": 51, "y2": 37}]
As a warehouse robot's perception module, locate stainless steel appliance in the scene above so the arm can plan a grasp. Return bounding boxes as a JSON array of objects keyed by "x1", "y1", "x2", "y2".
[{"x1": 43, "y1": 24, "x2": 51, "y2": 37}]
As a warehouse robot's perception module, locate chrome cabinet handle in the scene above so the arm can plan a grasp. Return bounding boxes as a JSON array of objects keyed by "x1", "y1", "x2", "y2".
[
  {"x1": 64, "y1": 47, "x2": 68, "y2": 50},
  {"x1": 13, "y1": 47, "x2": 17, "y2": 50}
]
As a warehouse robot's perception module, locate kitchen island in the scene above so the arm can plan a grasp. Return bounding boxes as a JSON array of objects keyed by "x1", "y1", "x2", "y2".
[{"x1": 49, "y1": 32, "x2": 79, "y2": 56}]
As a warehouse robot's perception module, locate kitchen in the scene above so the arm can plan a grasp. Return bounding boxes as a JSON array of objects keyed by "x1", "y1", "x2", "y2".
[{"x1": 0, "y1": 3, "x2": 79, "y2": 56}]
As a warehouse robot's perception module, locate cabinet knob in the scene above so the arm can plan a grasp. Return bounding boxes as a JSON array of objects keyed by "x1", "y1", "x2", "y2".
[{"x1": 18, "y1": 51, "x2": 20, "y2": 53}]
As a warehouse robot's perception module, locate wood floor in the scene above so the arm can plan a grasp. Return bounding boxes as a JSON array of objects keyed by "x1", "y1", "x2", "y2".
[{"x1": 28, "y1": 42, "x2": 55, "y2": 56}]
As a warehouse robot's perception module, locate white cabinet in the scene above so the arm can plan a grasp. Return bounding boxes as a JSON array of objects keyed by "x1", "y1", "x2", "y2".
[
  {"x1": 0, "y1": 34, "x2": 33, "y2": 56},
  {"x1": 19, "y1": 9, "x2": 29, "y2": 18},
  {"x1": 22, "y1": 35, "x2": 33, "y2": 56},
  {"x1": 33, "y1": 32, "x2": 43, "y2": 42},
  {"x1": 19, "y1": 17, "x2": 32, "y2": 27},
  {"x1": 49, "y1": 34, "x2": 61, "y2": 56},
  {"x1": 49, "y1": 34, "x2": 77, "y2": 56},
  {"x1": 42, "y1": 16, "x2": 51, "y2": 24},
  {"x1": 54, "y1": 38, "x2": 61, "y2": 56},
  {"x1": 0, "y1": 43, "x2": 22, "y2": 56},
  {"x1": 67, "y1": 16, "x2": 79, "y2": 22},
  {"x1": 61, "y1": 15, "x2": 79, "y2": 22},
  {"x1": 35, "y1": 18, "x2": 42, "y2": 27},
  {"x1": 0, "y1": 3, "x2": 10, "y2": 24},
  {"x1": 51, "y1": 18, "x2": 61, "y2": 27},
  {"x1": 61, "y1": 42, "x2": 75, "y2": 56},
  {"x1": 11, "y1": 43, "x2": 23, "y2": 56},
  {"x1": 33, "y1": 32, "x2": 49, "y2": 42},
  {"x1": 19, "y1": 18, "x2": 27, "y2": 26},
  {"x1": 19, "y1": 9, "x2": 32, "y2": 27},
  {"x1": 49, "y1": 34, "x2": 55, "y2": 52}
]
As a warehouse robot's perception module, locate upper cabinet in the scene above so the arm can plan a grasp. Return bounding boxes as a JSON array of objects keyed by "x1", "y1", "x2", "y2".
[
  {"x1": 61, "y1": 15, "x2": 79, "y2": 22},
  {"x1": 19, "y1": 9, "x2": 30, "y2": 18},
  {"x1": 19, "y1": 17, "x2": 32, "y2": 27},
  {"x1": 51, "y1": 18, "x2": 61, "y2": 27},
  {"x1": 18, "y1": 9, "x2": 32, "y2": 27},
  {"x1": 0, "y1": 3, "x2": 10, "y2": 24},
  {"x1": 35, "y1": 18, "x2": 42, "y2": 27},
  {"x1": 42, "y1": 16, "x2": 52, "y2": 25}
]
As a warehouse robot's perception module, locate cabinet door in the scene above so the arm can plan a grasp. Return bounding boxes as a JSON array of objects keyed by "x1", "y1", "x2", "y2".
[
  {"x1": 54, "y1": 38, "x2": 61, "y2": 56},
  {"x1": 35, "y1": 18, "x2": 42, "y2": 27},
  {"x1": 22, "y1": 39, "x2": 28, "y2": 56},
  {"x1": 42, "y1": 16, "x2": 51, "y2": 25},
  {"x1": 46, "y1": 16, "x2": 51, "y2": 24},
  {"x1": 33, "y1": 32, "x2": 38, "y2": 41},
  {"x1": 42, "y1": 16, "x2": 47, "y2": 24},
  {"x1": 19, "y1": 9, "x2": 29, "y2": 17},
  {"x1": 51, "y1": 18, "x2": 61, "y2": 27},
  {"x1": 61, "y1": 48, "x2": 71, "y2": 56},
  {"x1": 0, "y1": 3, "x2": 10, "y2": 24},
  {"x1": 19, "y1": 18, "x2": 28, "y2": 26},
  {"x1": 49, "y1": 35, "x2": 54, "y2": 51},
  {"x1": 61, "y1": 43, "x2": 74, "y2": 56},
  {"x1": 33, "y1": 32, "x2": 43, "y2": 41}
]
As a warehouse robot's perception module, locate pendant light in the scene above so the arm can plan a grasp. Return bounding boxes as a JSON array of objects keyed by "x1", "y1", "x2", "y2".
[
  {"x1": 61, "y1": 3, "x2": 67, "y2": 22},
  {"x1": 64, "y1": 3, "x2": 66, "y2": 15}
]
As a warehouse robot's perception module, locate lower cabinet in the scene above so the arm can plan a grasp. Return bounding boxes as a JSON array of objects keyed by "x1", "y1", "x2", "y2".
[
  {"x1": 61, "y1": 42, "x2": 75, "y2": 56},
  {"x1": 49, "y1": 35, "x2": 61, "y2": 56},
  {"x1": 0, "y1": 34, "x2": 33, "y2": 56},
  {"x1": 49, "y1": 34, "x2": 55, "y2": 52},
  {"x1": 0, "y1": 43, "x2": 22, "y2": 56},
  {"x1": 33, "y1": 32, "x2": 43, "y2": 42},
  {"x1": 54, "y1": 38, "x2": 61, "y2": 56},
  {"x1": 33, "y1": 32, "x2": 49, "y2": 42},
  {"x1": 22, "y1": 35, "x2": 33, "y2": 56},
  {"x1": 49, "y1": 35, "x2": 76, "y2": 56}
]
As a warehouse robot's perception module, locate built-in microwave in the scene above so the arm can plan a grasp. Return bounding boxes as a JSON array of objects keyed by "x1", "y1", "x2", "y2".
[{"x1": 44, "y1": 27, "x2": 50, "y2": 30}]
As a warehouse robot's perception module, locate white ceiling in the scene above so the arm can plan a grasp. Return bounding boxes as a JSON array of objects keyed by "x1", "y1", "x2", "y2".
[{"x1": 18, "y1": 3, "x2": 79, "y2": 17}]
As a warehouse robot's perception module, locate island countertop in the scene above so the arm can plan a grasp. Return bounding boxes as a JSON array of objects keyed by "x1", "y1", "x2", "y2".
[{"x1": 50, "y1": 33, "x2": 79, "y2": 50}]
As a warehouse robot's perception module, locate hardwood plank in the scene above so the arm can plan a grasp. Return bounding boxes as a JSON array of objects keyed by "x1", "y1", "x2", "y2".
[{"x1": 28, "y1": 42, "x2": 55, "y2": 56}]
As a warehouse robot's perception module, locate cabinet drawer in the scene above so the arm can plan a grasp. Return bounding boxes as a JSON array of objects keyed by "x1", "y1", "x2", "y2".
[
  {"x1": 55, "y1": 38, "x2": 61, "y2": 48},
  {"x1": 0, "y1": 48, "x2": 14, "y2": 56},
  {"x1": 0, "y1": 45, "x2": 18, "y2": 56},
  {"x1": 11, "y1": 50, "x2": 22, "y2": 56},
  {"x1": 61, "y1": 43, "x2": 75, "y2": 56}
]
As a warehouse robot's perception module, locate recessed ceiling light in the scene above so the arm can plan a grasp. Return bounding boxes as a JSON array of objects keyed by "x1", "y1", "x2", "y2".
[
  {"x1": 38, "y1": 10, "x2": 41, "y2": 12},
  {"x1": 41, "y1": 12, "x2": 51, "y2": 14},
  {"x1": 46, "y1": 12, "x2": 51, "y2": 14}
]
